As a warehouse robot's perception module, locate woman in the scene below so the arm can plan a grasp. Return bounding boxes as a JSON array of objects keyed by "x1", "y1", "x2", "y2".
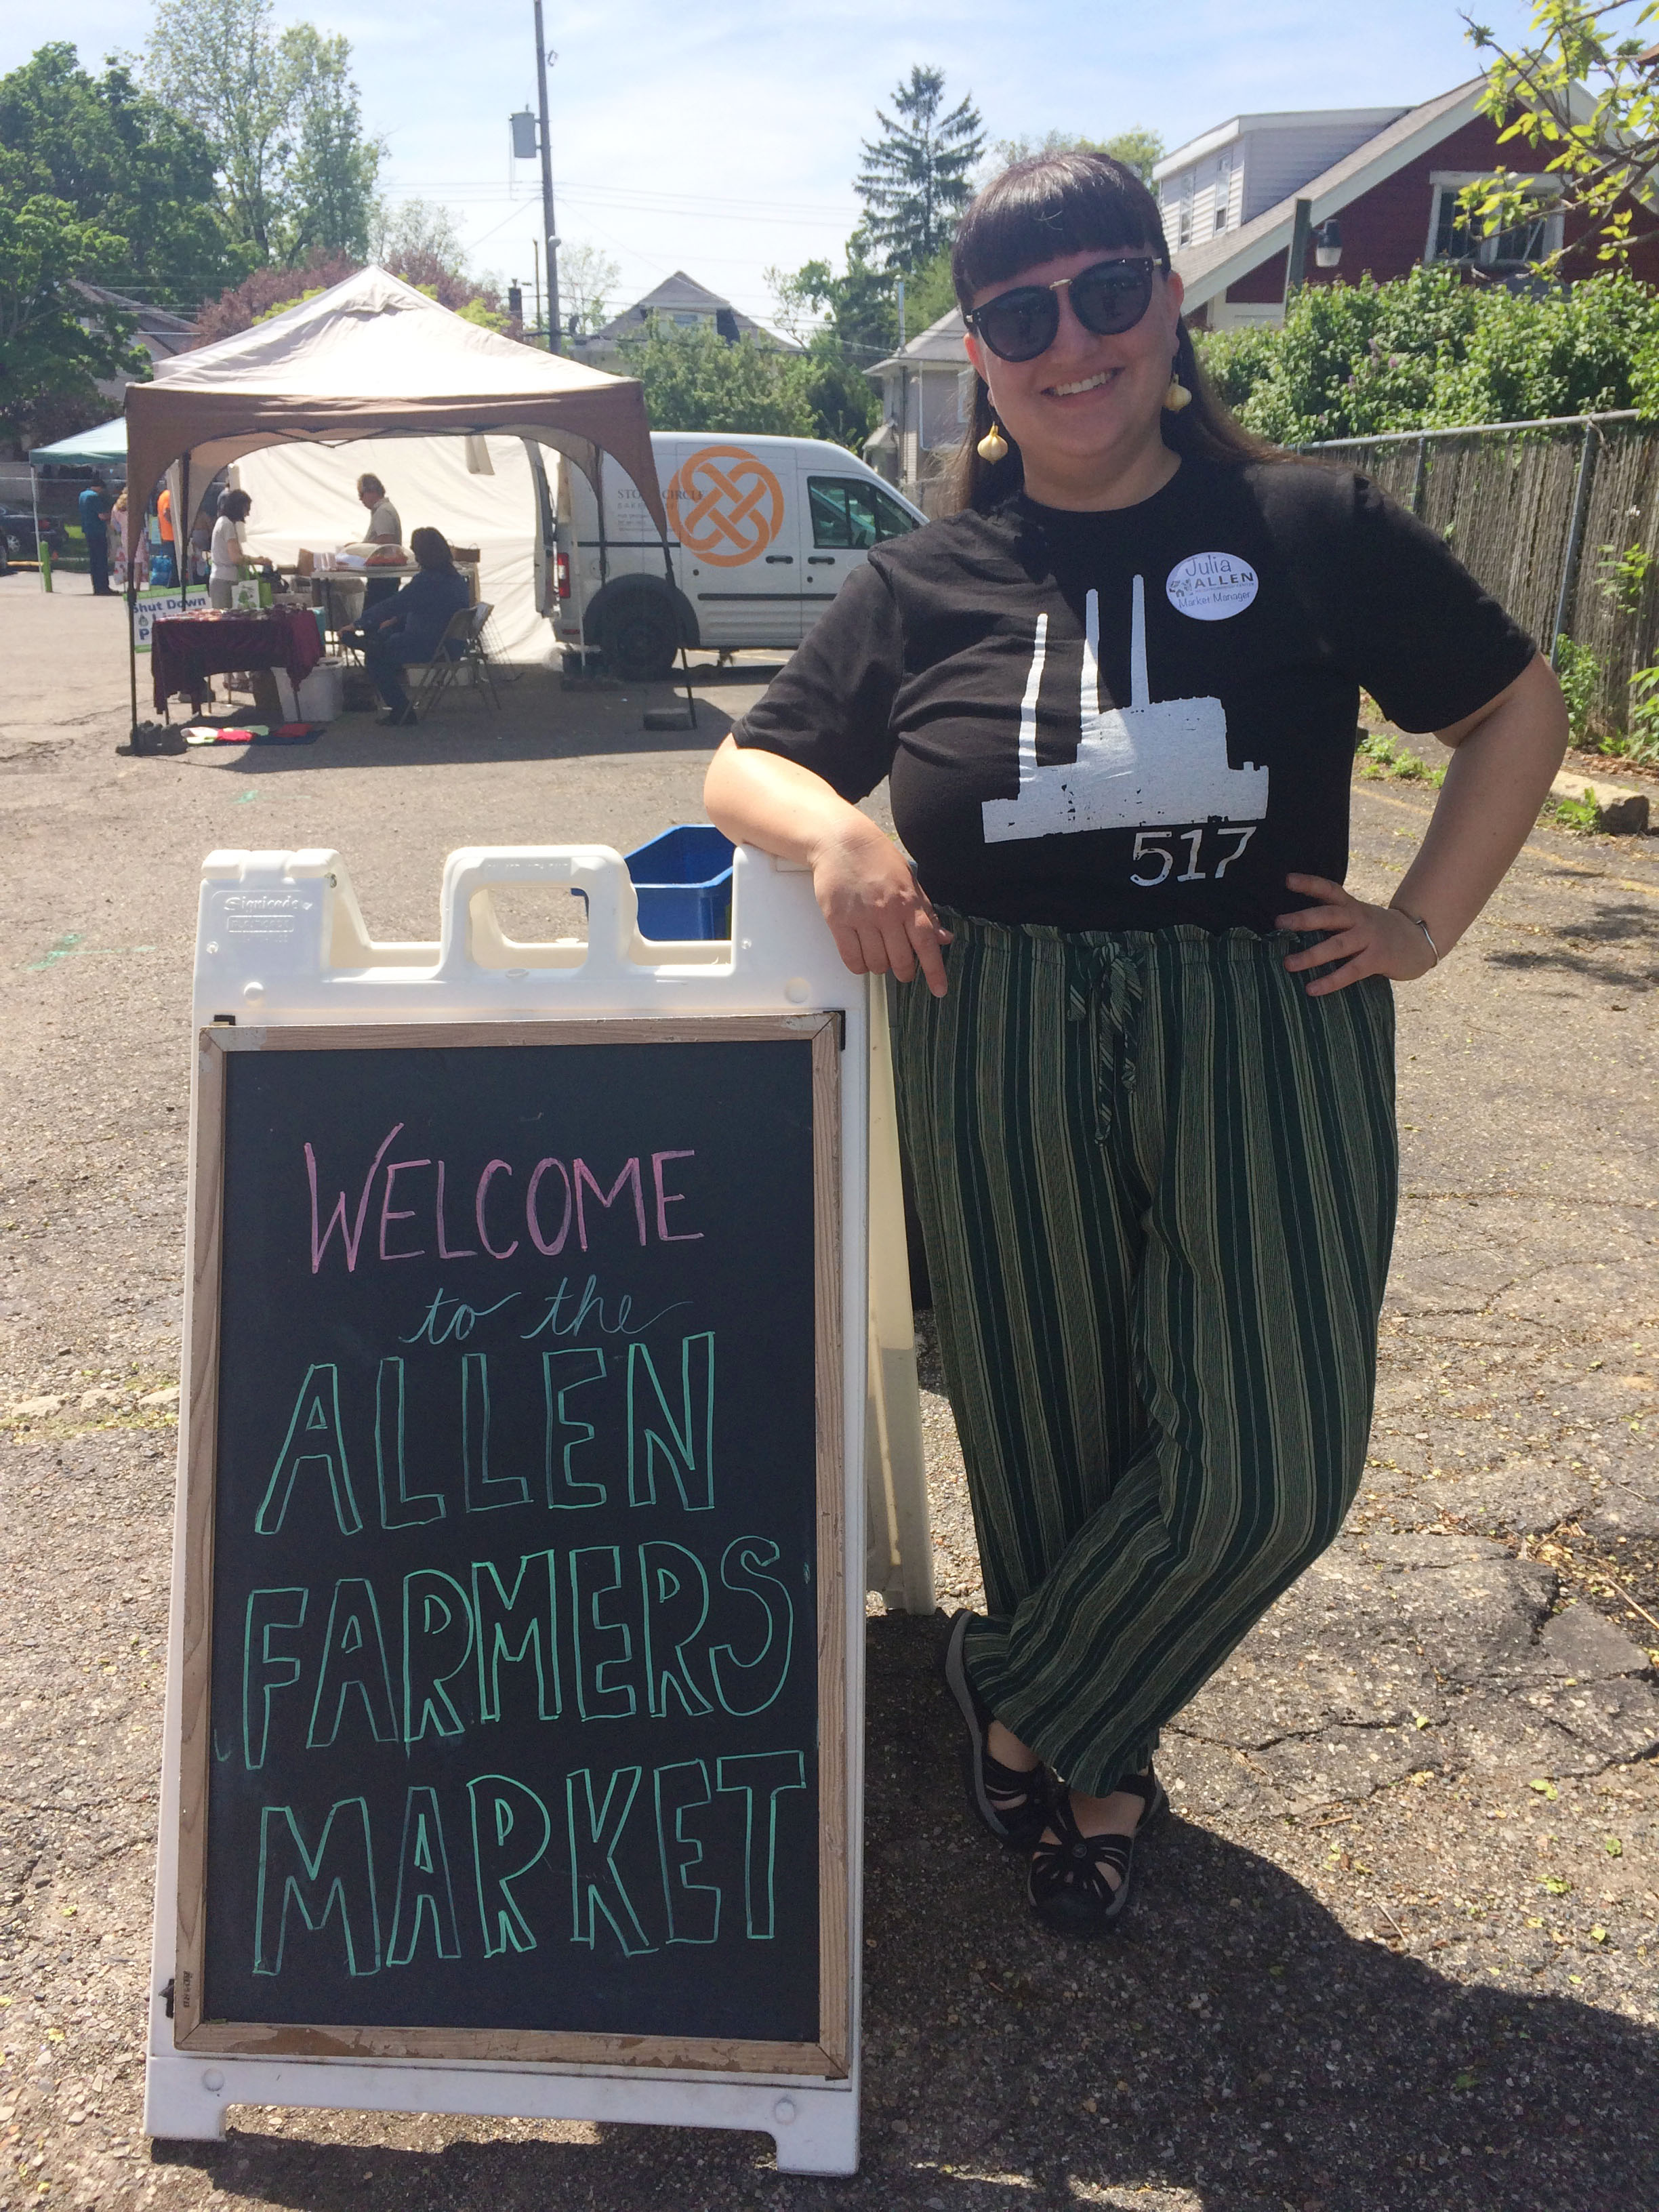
[
  {"x1": 350, "y1": 525, "x2": 469, "y2": 727},
  {"x1": 703, "y1": 153, "x2": 1566, "y2": 1939},
  {"x1": 209, "y1": 487, "x2": 252, "y2": 609}
]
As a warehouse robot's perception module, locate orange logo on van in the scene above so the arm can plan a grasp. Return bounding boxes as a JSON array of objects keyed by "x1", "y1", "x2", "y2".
[{"x1": 665, "y1": 445, "x2": 784, "y2": 567}]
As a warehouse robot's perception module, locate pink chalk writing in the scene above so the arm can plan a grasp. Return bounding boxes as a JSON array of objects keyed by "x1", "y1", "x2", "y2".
[
  {"x1": 380, "y1": 1158, "x2": 431, "y2": 1262},
  {"x1": 308, "y1": 1124, "x2": 403, "y2": 1275},
  {"x1": 651, "y1": 1152, "x2": 702, "y2": 1243},
  {"x1": 304, "y1": 1136, "x2": 702, "y2": 1269},
  {"x1": 573, "y1": 1158, "x2": 647, "y2": 1252},
  {"x1": 475, "y1": 1161, "x2": 519, "y2": 1261}
]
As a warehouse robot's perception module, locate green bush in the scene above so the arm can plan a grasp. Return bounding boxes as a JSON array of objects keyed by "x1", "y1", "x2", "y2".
[
  {"x1": 1195, "y1": 269, "x2": 1659, "y2": 445},
  {"x1": 1552, "y1": 636, "x2": 1601, "y2": 741}
]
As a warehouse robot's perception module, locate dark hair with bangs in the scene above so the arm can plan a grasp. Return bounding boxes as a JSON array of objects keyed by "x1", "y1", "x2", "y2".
[{"x1": 945, "y1": 152, "x2": 1275, "y2": 512}]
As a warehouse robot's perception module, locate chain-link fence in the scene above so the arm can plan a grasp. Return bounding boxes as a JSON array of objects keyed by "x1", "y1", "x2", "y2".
[{"x1": 1309, "y1": 412, "x2": 1659, "y2": 737}]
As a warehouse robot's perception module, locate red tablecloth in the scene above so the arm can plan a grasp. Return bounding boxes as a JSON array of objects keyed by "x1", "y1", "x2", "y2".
[{"x1": 151, "y1": 608, "x2": 323, "y2": 712}]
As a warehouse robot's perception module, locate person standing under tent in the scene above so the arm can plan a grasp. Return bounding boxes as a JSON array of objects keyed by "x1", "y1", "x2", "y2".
[
  {"x1": 79, "y1": 475, "x2": 113, "y2": 596},
  {"x1": 356, "y1": 472, "x2": 403, "y2": 615},
  {"x1": 208, "y1": 488, "x2": 253, "y2": 609},
  {"x1": 703, "y1": 150, "x2": 1567, "y2": 1940},
  {"x1": 356, "y1": 472, "x2": 402, "y2": 545},
  {"x1": 152, "y1": 484, "x2": 176, "y2": 586}
]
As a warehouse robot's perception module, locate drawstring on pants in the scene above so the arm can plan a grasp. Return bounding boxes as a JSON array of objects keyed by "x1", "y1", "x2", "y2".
[{"x1": 1065, "y1": 941, "x2": 1145, "y2": 1141}]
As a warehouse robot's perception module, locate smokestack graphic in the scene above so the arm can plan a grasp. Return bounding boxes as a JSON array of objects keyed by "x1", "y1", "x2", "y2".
[{"x1": 984, "y1": 576, "x2": 1269, "y2": 843}]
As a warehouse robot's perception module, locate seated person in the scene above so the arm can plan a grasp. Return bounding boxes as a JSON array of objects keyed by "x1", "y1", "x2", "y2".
[{"x1": 346, "y1": 526, "x2": 470, "y2": 726}]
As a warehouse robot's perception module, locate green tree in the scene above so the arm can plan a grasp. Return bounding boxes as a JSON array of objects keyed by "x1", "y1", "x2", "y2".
[
  {"x1": 857, "y1": 66, "x2": 984, "y2": 268},
  {"x1": 619, "y1": 321, "x2": 813, "y2": 436},
  {"x1": 768, "y1": 234, "x2": 899, "y2": 365},
  {"x1": 991, "y1": 126, "x2": 1165, "y2": 184},
  {"x1": 144, "y1": 0, "x2": 380, "y2": 265},
  {"x1": 1465, "y1": 0, "x2": 1659, "y2": 264},
  {"x1": 800, "y1": 339, "x2": 880, "y2": 449},
  {"x1": 0, "y1": 193, "x2": 148, "y2": 441},
  {"x1": 560, "y1": 242, "x2": 622, "y2": 336},
  {"x1": 0, "y1": 43, "x2": 245, "y2": 312},
  {"x1": 369, "y1": 198, "x2": 467, "y2": 282},
  {"x1": 280, "y1": 27, "x2": 379, "y2": 260}
]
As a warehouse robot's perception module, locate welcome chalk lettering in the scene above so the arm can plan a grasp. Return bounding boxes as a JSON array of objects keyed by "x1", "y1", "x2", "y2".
[{"x1": 306, "y1": 1130, "x2": 704, "y2": 1272}]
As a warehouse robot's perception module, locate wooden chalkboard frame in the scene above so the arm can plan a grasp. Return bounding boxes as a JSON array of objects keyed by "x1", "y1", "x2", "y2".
[{"x1": 174, "y1": 1014, "x2": 848, "y2": 2078}]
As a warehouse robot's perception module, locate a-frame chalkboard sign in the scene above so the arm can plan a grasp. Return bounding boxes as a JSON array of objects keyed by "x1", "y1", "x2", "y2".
[{"x1": 146, "y1": 846, "x2": 879, "y2": 2174}]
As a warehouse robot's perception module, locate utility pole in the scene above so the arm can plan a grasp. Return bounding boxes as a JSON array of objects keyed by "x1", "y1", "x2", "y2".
[{"x1": 533, "y1": 0, "x2": 561, "y2": 352}]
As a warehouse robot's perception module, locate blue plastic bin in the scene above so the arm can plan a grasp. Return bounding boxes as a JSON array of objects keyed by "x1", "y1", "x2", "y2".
[{"x1": 623, "y1": 824, "x2": 735, "y2": 941}]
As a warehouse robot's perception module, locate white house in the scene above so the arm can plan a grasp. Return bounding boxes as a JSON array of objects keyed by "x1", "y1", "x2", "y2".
[{"x1": 867, "y1": 308, "x2": 972, "y2": 506}]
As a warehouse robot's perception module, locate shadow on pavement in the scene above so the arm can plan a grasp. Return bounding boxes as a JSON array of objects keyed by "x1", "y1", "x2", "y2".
[
  {"x1": 1484, "y1": 896, "x2": 1659, "y2": 993},
  {"x1": 191, "y1": 678, "x2": 738, "y2": 776},
  {"x1": 152, "y1": 1616, "x2": 1657, "y2": 2211}
]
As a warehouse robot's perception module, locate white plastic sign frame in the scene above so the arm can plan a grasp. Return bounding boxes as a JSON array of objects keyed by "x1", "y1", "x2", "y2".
[{"x1": 146, "y1": 844, "x2": 872, "y2": 2175}]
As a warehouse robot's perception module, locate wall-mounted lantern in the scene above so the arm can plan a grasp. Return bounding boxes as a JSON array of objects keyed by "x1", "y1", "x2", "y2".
[{"x1": 1313, "y1": 218, "x2": 1344, "y2": 270}]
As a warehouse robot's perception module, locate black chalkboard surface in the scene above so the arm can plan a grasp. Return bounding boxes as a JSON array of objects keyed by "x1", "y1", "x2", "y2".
[{"x1": 176, "y1": 1017, "x2": 846, "y2": 2074}]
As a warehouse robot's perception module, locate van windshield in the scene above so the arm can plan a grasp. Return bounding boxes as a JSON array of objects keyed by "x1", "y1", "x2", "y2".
[{"x1": 808, "y1": 477, "x2": 918, "y2": 550}]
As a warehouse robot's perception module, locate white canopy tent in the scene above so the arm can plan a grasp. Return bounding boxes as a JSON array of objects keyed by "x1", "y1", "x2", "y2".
[
  {"x1": 123, "y1": 267, "x2": 668, "y2": 721},
  {"x1": 232, "y1": 432, "x2": 554, "y2": 662}
]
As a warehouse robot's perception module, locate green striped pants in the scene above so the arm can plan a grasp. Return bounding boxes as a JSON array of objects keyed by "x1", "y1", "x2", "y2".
[{"x1": 892, "y1": 918, "x2": 1397, "y2": 1797}]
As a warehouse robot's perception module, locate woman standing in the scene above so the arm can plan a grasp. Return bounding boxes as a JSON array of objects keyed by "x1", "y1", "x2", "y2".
[
  {"x1": 209, "y1": 487, "x2": 253, "y2": 609},
  {"x1": 704, "y1": 153, "x2": 1567, "y2": 1938}
]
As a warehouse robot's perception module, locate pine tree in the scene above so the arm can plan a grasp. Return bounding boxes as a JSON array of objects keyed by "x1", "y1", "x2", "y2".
[{"x1": 855, "y1": 66, "x2": 984, "y2": 270}]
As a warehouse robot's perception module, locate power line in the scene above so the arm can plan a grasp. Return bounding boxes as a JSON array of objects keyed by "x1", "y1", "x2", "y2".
[{"x1": 385, "y1": 177, "x2": 861, "y2": 220}]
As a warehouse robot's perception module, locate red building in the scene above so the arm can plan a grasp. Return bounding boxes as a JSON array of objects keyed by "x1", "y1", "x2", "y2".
[{"x1": 1160, "y1": 77, "x2": 1659, "y2": 329}]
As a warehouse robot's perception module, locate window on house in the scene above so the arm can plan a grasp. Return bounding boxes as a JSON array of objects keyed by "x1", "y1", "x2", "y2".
[
  {"x1": 1428, "y1": 180, "x2": 1558, "y2": 268},
  {"x1": 1177, "y1": 180, "x2": 1194, "y2": 247},
  {"x1": 1214, "y1": 153, "x2": 1232, "y2": 234}
]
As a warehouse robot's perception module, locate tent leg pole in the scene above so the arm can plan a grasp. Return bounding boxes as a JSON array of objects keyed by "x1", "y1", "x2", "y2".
[
  {"x1": 30, "y1": 467, "x2": 47, "y2": 594},
  {"x1": 661, "y1": 532, "x2": 696, "y2": 729},
  {"x1": 678, "y1": 639, "x2": 697, "y2": 731},
  {"x1": 126, "y1": 547, "x2": 140, "y2": 741}
]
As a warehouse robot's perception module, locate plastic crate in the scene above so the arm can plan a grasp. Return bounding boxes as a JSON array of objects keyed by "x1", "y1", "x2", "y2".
[{"x1": 624, "y1": 825, "x2": 735, "y2": 941}]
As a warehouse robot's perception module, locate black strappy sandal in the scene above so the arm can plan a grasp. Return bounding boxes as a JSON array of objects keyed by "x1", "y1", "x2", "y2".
[
  {"x1": 940, "y1": 1610, "x2": 1052, "y2": 1849},
  {"x1": 1027, "y1": 1769, "x2": 1168, "y2": 1937}
]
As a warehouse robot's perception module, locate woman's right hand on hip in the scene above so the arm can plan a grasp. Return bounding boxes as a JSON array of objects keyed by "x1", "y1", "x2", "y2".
[{"x1": 807, "y1": 816, "x2": 951, "y2": 996}]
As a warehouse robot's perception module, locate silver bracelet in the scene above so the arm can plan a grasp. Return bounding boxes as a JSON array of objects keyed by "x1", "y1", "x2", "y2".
[{"x1": 1391, "y1": 905, "x2": 1439, "y2": 966}]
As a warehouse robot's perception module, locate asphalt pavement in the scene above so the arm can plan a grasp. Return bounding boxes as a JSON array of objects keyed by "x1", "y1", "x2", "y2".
[{"x1": 1, "y1": 570, "x2": 1656, "y2": 2212}]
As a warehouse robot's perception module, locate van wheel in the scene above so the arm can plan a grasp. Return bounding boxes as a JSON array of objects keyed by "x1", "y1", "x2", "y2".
[{"x1": 599, "y1": 596, "x2": 678, "y2": 682}]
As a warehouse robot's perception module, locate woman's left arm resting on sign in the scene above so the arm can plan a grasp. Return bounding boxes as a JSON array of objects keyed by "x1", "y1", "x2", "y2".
[{"x1": 1278, "y1": 651, "x2": 1569, "y2": 997}]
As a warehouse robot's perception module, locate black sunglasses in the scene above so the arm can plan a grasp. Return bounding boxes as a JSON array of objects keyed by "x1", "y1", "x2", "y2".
[{"x1": 964, "y1": 255, "x2": 1163, "y2": 363}]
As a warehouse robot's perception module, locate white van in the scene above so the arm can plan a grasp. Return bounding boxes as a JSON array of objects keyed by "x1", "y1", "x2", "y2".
[{"x1": 552, "y1": 433, "x2": 926, "y2": 679}]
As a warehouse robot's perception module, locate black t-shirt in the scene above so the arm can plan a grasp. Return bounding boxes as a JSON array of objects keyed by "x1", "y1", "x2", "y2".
[{"x1": 731, "y1": 458, "x2": 1535, "y2": 933}]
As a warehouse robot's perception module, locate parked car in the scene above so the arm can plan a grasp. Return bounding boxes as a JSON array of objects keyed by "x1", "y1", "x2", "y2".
[
  {"x1": 552, "y1": 433, "x2": 926, "y2": 679},
  {"x1": 0, "y1": 509, "x2": 64, "y2": 573}
]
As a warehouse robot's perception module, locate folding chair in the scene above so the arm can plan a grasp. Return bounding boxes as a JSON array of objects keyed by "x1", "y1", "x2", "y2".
[{"x1": 411, "y1": 601, "x2": 500, "y2": 719}]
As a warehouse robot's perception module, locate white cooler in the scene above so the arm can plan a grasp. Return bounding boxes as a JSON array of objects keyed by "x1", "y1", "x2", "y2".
[{"x1": 294, "y1": 657, "x2": 344, "y2": 721}]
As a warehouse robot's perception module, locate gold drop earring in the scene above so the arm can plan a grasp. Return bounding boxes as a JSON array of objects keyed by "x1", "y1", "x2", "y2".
[
  {"x1": 1163, "y1": 359, "x2": 1193, "y2": 413},
  {"x1": 977, "y1": 416, "x2": 1009, "y2": 462}
]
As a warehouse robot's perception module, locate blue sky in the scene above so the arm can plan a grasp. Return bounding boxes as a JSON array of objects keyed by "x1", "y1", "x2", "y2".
[{"x1": 12, "y1": 1, "x2": 1537, "y2": 324}]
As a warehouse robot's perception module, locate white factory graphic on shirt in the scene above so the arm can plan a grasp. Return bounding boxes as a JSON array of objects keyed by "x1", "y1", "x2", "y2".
[{"x1": 981, "y1": 575, "x2": 1270, "y2": 842}]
